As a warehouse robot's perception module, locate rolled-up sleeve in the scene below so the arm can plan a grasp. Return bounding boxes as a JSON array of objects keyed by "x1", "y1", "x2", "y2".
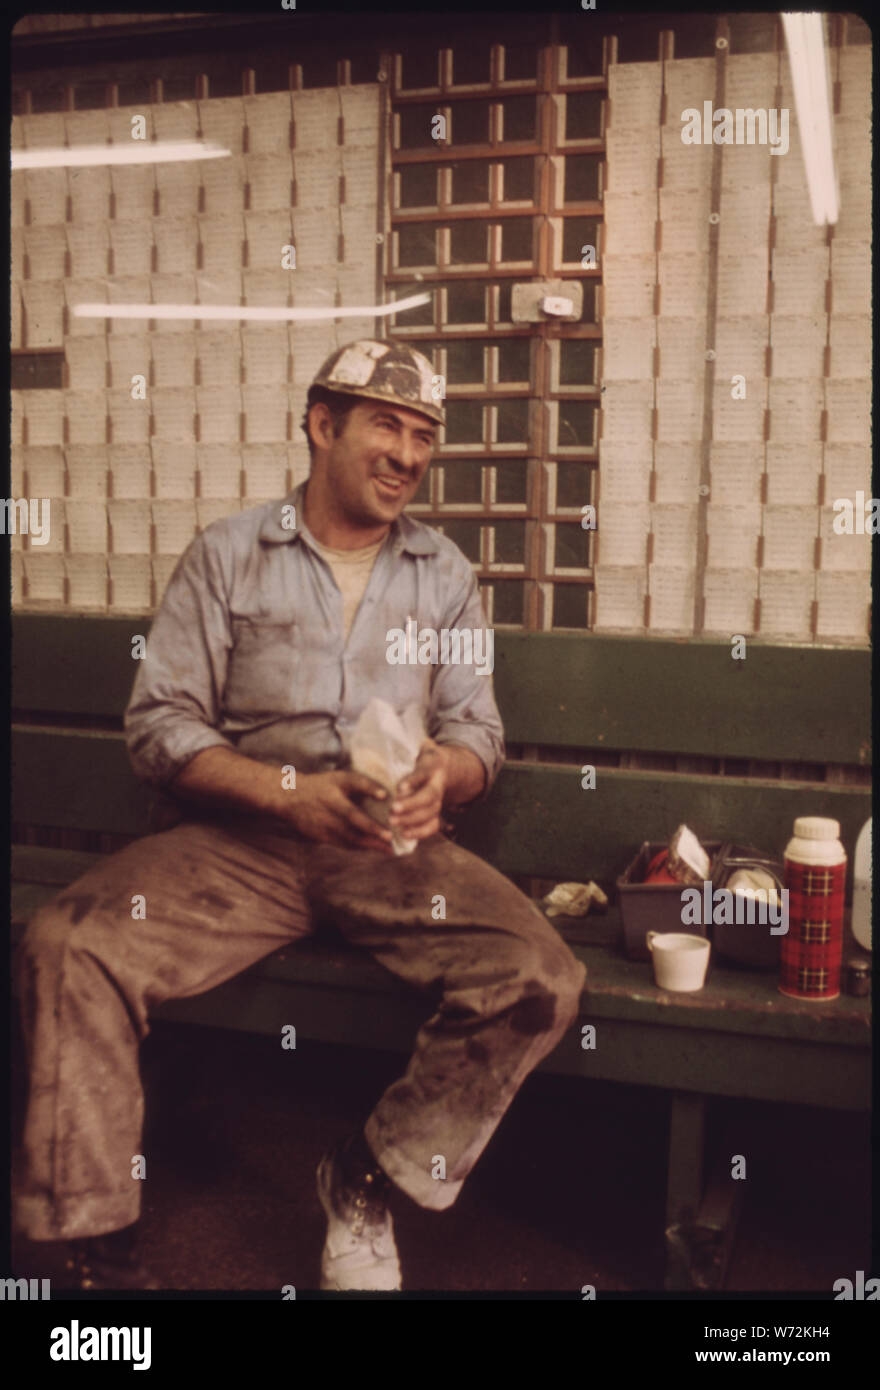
[
  {"x1": 124, "y1": 527, "x2": 236, "y2": 788},
  {"x1": 427, "y1": 554, "x2": 505, "y2": 799}
]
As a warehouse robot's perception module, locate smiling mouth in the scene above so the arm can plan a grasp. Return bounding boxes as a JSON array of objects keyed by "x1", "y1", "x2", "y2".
[{"x1": 373, "y1": 475, "x2": 408, "y2": 496}]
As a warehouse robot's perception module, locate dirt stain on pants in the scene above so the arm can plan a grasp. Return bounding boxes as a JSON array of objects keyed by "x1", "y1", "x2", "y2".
[{"x1": 14, "y1": 816, "x2": 586, "y2": 1239}]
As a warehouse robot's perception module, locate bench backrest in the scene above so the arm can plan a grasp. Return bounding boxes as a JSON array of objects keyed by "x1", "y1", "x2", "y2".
[{"x1": 12, "y1": 613, "x2": 872, "y2": 889}]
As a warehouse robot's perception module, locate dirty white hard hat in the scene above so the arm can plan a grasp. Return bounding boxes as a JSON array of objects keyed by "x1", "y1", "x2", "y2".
[{"x1": 308, "y1": 339, "x2": 445, "y2": 426}]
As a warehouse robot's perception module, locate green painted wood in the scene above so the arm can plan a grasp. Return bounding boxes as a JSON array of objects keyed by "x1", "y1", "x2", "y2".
[
  {"x1": 151, "y1": 972, "x2": 869, "y2": 1107},
  {"x1": 10, "y1": 884, "x2": 60, "y2": 932},
  {"x1": 13, "y1": 855, "x2": 870, "y2": 1047},
  {"x1": 541, "y1": 1016, "x2": 870, "y2": 1109},
  {"x1": 572, "y1": 945, "x2": 871, "y2": 1046},
  {"x1": 455, "y1": 762, "x2": 870, "y2": 892},
  {"x1": 12, "y1": 727, "x2": 153, "y2": 836},
  {"x1": 13, "y1": 728, "x2": 871, "y2": 889},
  {"x1": 154, "y1": 976, "x2": 428, "y2": 1051},
  {"x1": 11, "y1": 845, "x2": 103, "y2": 885},
  {"x1": 490, "y1": 632, "x2": 872, "y2": 763},
  {"x1": 13, "y1": 853, "x2": 868, "y2": 1107},
  {"x1": 13, "y1": 614, "x2": 146, "y2": 719},
  {"x1": 10, "y1": 614, "x2": 871, "y2": 1185},
  {"x1": 12, "y1": 614, "x2": 873, "y2": 764},
  {"x1": 244, "y1": 931, "x2": 871, "y2": 1049},
  {"x1": 666, "y1": 1092, "x2": 706, "y2": 1225}
]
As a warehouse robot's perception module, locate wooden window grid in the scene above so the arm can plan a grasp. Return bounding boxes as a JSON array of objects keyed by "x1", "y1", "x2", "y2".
[
  {"x1": 11, "y1": 14, "x2": 870, "y2": 631},
  {"x1": 386, "y1": 36, "x2": 612, "y2": 631}
]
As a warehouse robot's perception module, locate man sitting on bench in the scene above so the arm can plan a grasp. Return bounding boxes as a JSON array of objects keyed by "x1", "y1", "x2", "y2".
[{"x1": 14, "y1": 339, "x2": 586, "y2": 1292}]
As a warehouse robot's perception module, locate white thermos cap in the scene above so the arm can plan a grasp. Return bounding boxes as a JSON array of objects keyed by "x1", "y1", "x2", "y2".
[{"x1": 793, "y1": 816, "x2": 841, "y2": 840}]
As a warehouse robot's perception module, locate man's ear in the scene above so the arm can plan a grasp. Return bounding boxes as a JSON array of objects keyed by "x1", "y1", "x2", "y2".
[{"x1": 307, "y1": 401, "x2": 335, "y2": 454}]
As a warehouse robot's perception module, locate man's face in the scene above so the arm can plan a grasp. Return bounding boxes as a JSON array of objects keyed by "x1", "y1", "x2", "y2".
[{"x1": 311, "y1": 399, "x2": 436, "y2": 528}]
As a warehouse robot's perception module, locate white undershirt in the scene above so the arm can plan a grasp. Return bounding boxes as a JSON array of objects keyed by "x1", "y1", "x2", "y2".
[{"x1": 310, "y1": 535, "x2": 385, "y2": 640}]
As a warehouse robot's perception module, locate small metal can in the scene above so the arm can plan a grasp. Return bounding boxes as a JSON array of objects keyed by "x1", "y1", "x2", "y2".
[{"x1": 846, "y1": 959, "x2": 871, "y2": 997}]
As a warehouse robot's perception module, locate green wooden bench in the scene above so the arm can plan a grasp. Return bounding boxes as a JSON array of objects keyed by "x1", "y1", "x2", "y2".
[{"x1": 11, "y1": 613, "x2": 872, "y2": 1290}]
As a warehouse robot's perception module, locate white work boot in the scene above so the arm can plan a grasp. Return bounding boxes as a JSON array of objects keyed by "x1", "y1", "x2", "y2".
[{"x1": 316, "y1": 1134, "x2": 402, "y2": 1291}]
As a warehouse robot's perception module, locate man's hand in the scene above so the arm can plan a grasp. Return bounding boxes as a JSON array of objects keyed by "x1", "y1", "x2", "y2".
[
  {"x1": 169, "y1": 742, "x2": 484, "y2": 853},
  {"x1": 388, "y1": 739, "x2": 450, "y2": 843},
  {"x1": 281, "y1": 770, "x2": 395, "y2": 853}
]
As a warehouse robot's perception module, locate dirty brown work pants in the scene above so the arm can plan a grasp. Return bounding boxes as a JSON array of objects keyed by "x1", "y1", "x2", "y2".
[{"x1": 15, "y1": 814, "x2": 586, "y2": 1241}]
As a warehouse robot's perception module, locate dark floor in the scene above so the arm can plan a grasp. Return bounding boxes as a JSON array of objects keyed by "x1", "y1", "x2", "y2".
[{"x1": 15, "y1": 1019, "x2": 869, "y2": 1294}]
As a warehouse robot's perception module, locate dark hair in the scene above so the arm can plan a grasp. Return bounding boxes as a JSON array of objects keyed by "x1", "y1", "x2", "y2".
[{"x1": 301, "y1": 387, "x2": 360, "y2": 462}]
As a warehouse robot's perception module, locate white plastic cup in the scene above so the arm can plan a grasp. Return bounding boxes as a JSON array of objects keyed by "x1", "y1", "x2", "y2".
[{"x1": 646, "y1": 931, "x2": 711, "y2": 991}]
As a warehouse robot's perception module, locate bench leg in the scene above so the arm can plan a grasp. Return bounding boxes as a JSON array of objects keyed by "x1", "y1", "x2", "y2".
[
  {"x1": 664, "y1": 1092, "x2": 743, "y2": 1291},
  {"x1": 691, "y1": 1142, "x2": 744, "y2": 1291},
  {"x1": 664, "y1": 1091, "x2": 706, "y2": 1290}
]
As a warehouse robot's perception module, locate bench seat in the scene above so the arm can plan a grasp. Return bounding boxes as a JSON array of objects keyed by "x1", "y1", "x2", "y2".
[
  {"x1": 11, "y1": 845, "x2": 869, "y2": 1111},
  {"x1": 11, "y1": 616, "x2": 872, "y2": 1290}
]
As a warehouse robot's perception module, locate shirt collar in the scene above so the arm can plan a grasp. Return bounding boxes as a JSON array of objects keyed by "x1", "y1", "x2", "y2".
[{"x1": 259, "y1": 479, "x2": 441, "y2": 556}]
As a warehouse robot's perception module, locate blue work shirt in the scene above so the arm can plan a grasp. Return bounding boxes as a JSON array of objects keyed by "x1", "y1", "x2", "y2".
[{"x1": 124, "y1": 480, "x2": 505, "y2": 798}]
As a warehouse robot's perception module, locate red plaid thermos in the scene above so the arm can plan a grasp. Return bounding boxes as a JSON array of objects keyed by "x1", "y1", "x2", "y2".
[{"x1": 779, "y1": 816, "x2": 847, "y2": 1001}]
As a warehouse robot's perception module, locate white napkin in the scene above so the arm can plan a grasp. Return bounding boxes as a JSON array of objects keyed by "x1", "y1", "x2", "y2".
[{"x1": 348, "y1": 698, "x2": 426, "y2": 855}]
